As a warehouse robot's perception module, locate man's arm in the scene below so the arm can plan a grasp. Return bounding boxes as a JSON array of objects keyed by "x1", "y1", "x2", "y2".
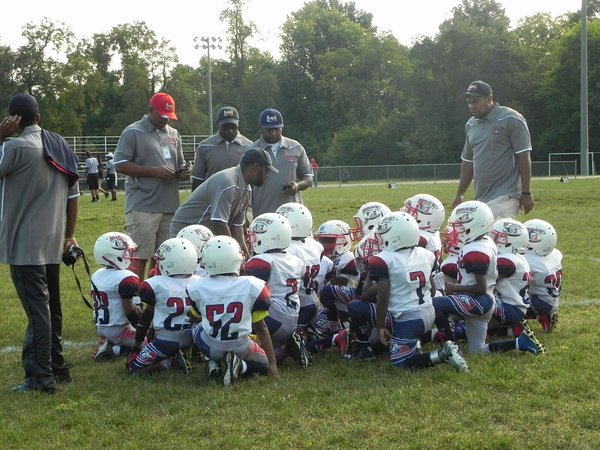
[
  {"x1": 452, "y1": 160, "x2": 474, "y2": 209},
  {"x1": 283, "y1": 175, "x2": 313, "y2": 196},
  {"x1": 375, "y1": 277, "x2": 392, "y2": 346},
  {"x1": 115, "y1": 161, "x2": 176, "y2": 180},
  {"x1": 230, "y1": 225, "x2": 249, "y2": 257},
  {"x1": 64, "y1": 196, "x2": 79, "y2": 252},
  {"x1": 517, "y1": 151, "x2": 534, "y2": 214}
]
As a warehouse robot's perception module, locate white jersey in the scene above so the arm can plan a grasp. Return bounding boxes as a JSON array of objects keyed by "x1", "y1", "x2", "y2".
[
  {"x1": 315, "y1": 256, "x2": 333, "y2": 295},
  {"x1": 457, "y1": 236, "x2": 498, "y2": 296},
  {"x1": 187, "y1": 275, "x2": 270, "y2": 350},
  {"x1": 331, "y1": 251, "x2": 359, "y2": 285},
  {"x1": 286, "y1": 238, "x2": 323, "y2": 307},
  {"x1": 91, "y1": 267, "x2": 140, "y2": 327},
  {"x1": 194, "y1": 264, "x2": 209, "y2": 278},
  {"x1": 524, "y1": 249, "x2": 562, "y2": 303},
  {"x1": 496, "y1": 252, "x2": 531, "y2": 312},
  {"x1": 139, "y1": 275, "x2": 200, "y2": 340},
  {"x1": 418, "y1": 230, "x2": 442, "y2": 270},
  {"x1": 440, "y1": 254, "x2": 460, "y2": 281},
  {"x1": 369, "y1": 247, "x2": 435, "y2": 318},
  {"x1": 245, "y1": 251, "x2": 305, "y2": 317}
]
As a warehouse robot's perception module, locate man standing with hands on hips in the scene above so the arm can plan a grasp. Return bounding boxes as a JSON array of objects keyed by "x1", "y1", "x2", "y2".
[
  {"x1": 113, "y1": 93, "x2": 191, "y2": 279},
  {"x1": 250, "y1": 108, "x2": 313, "y2": 217},
  {"x1": 452, "y1": 81, "x2": 534, "y2": 219}
]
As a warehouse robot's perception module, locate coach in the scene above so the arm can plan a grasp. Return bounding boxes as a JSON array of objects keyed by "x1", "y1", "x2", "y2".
[
  {"x1": 452, "y1": 80, "x2": 534, "y2": 219},
  {"x1": 170, "y1": 147, "x2": 278, "y2": 256}
]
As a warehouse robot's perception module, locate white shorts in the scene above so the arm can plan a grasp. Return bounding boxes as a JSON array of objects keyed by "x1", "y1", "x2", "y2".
[
  {"x1": 125, "y1": 210, "x2": 173, "y2": 259},
  {"x1": 486, "y1": 195, "x2": 520, "y2": 219}
]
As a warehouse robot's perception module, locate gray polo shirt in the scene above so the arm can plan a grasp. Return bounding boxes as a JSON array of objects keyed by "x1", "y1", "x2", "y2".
[
  {"x1": 191, "y1": 132, "x2": 252, "y2": 183},
  {"x1": 461, "y1": 103, "x2": 531, "y2": 203},
  {"x1": 85, "y1": 157, "x2": 99, "y2": 174},
  {"x1": 113, "y1": 116, "x2": 186, "y2": 214},
  {"x1": 0, "y1": 125, "x2": 80, "y2": 265},
  {"x1": 170, "y1": 165, "x2": 251, "y2": 237},
  {"x1": 251, "y1": 136, "x2": 313, "y2": 217}
]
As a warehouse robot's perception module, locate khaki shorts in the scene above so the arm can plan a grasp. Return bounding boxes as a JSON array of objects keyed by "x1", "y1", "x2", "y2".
[
  {"x1": 125, "y1": 211, "x2": 173, "y2": 259},
  {"x1": 486, "y1": 195, "x2": 520, "y2": 220}
]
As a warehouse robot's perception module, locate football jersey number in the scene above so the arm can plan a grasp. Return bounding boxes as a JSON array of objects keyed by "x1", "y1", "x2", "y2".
[
  {"x1": 284, "y1": 278, "x2": 299, "y2": 309},
  {"x1": 164, "y1": 296, "x2": 192, "y2": 331},
  {"x1": 206, "y1": 302, "x2": 244, "y2": 341},
  {"x1": 544, "y1": 270, "x2": 562, "y2": 298},
  {"x1": 92, "y1": 290, "x2": 110, "y2": 325},
  {"x1": 409, "y1": 271, "x2": 426, "y2": 305},
  {"x1": 302, "y1": 264, "x2": 320, "y2": 294}
]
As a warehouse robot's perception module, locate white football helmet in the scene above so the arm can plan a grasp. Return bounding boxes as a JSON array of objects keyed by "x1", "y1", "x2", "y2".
[
  {"x1": 154, "y1": 238, "x2": 197, "y2": 277},
  {"x1": 401, "y1": 193, "x2": 445, "y2": 232},
  {"x1": 314, "y1": 220, "x2": 352, "y2": 257},
  {"x1": 276, "y1": 202, "x2": 313, "y2": 239},
  {"x1": 441, "y1": 225, "x2": 463, "y2": 256},
  {"x1": 94, "y1": 232, "x2": 137, "y2": 270},
  {"x1": 202, "y1": 236, "x2": 244, "y2": 276},
  {"x1": 349, "y1": 202, "x2": 392, "y2": 242},
  {"x1": 374, "y1": 211, "x2": 419, "y2": 252},
  {"x1": 523, "y1": 219, "x2": 557, "y2": 256},
  {"x1": 353, "y1": 234, "x2": 382, "y2": 273},
  {"x1": 446, "y1": 200, "x2": 494, "y2": 245},
  {"x1": 176, "y1": 224, "x2": 213, "y2": 260},
  {"x1": 490, "y1": 218, "x2": 529, "y2": 254},
  {"x1": 248, "y1": 213, "x2": 292, "y2": 254}
]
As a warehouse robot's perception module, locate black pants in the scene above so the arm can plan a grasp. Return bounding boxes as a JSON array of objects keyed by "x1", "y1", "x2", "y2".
[{"x1": 10, "y1": 264, "x2": 69, "y2": 390}]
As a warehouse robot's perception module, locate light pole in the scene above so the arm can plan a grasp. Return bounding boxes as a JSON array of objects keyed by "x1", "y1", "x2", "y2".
[{"x1": 194, "y1": 36, "x2": 222, "y2": 135}]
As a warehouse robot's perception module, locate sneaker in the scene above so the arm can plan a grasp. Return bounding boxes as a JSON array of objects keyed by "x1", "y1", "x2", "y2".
[
  {"x1": 173, "y1": 350, "x2": 192, "y2": 374},
  {"x1": 205, "y1": 358, "x2": 221, "y2": 382},
  {"x1": 94, "y1": 339, "x2": 113, "y2": 361},
  {"x1": 104, "y1": 191, "x2": 109, "y2": 199},
  {"x1": 222, "y1": 352, "x2": 242, "y2": 387},
  {"x1": 286, "y1": 331, "x2": 312, "y2": 369},
  {"x1": 346, "y1": 343, "x2": 376, "y2": 361},
  {"x1": 12, "y1": 382, "x2": 56, "y2": 395},
  {"x1": 333, "y1": 329, "x2": 349, "y2": 357},
  {"x1": 511, "y1": 322, "x2": 524, "y2": 338},
  {"x1": 517, "y1": 323, "x2": 546, "y2": 355},
  {"x1": 439, "y1": 341, "x2": 469, "y2": 373}
]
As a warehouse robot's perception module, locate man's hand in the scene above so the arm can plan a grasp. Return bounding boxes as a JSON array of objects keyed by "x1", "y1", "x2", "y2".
[
  {"x1": 176, "y1": 167, "x2": 192, "y2": 180},
  {"x1": 0, "y1": 115, "x2": 21, "y2": 141},
  {"x1": 378, "y1": 327, "x2": 392, "y2": 346},
  {"x1": 452, "y1": 194, "x2": 465, "y2": 210},
  {"x1": 153, "y1": 165, "x2": 177, "y2": 180},
  {"x1": 520, "y1": 194, "x2": 534, "y2": 214},
  {"x1": 282, "y1": 181, "x2": 298, "y2": 195}
]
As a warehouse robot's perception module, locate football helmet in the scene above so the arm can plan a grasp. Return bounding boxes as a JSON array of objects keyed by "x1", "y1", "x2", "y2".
[
  {"x1": 276, "y1": 202, "x2": 313, "y2": 239},
  {"x1": 523, "y1": 219, "x2": 557, "y2": 256},
  {"x1": 248, "y1": 213, "x2": 292, "y2": 254},
  {"x1": 176, "y1": 224, "x2": 213, "y2": 260},
  {"x1": 401, "y1": 193, "x2": 445, "y2": 232},
  {"x1": 490, "y1": 218, "x2": 529, "y2": 254},
  {"x1": 353, "y1": 235, "x2": 382, "y2": 273},
  {"x1": 94, "y1": 232, "x2": 137, "y2": 270},
  {"x1": 314, "y1": 220, "x2": 352, "y2": 257},
  {"x1": 374, "y1": 211, "x2": 419, "y2": 252},
  {"x1": 441, "y1": 225, "x2": 463, "y2": 256},
  {"x1": 202, "y1": 236, "x2": 244, "y2": 276},
  {"x1": 349, "y1": 202, "x2": 392, "y2": 242},
  {"x1": 154, "y1": 238, "x2": 197, "y2": 277},
  {"x1": 446, "y1": 200, "x2": 494, "y2": 245}
]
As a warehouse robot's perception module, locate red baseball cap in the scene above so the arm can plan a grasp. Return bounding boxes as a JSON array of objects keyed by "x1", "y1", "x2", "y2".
[{"x1": 149, "y1": 93, "x2": 178, "y2": 120}]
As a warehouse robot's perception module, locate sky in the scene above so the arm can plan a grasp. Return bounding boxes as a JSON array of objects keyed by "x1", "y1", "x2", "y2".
[{"x1": 2, "y1": 0, "x2": 584, "y2": 66}]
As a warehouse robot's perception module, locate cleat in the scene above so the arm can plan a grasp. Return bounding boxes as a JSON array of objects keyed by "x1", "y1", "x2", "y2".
[
  {"x1": 550, "y1": 312, "x2": 559, "y2": 329},
  {"x1": 517, "y1": 323, "x2": 546, "y2": 355},
  {"x1": 94, "y1": 338, "x2": 114, "y2": 361},
  {"x1": 173, "y1": 350, "x2": 192, "y2": 374},
  {"x1": 346, "y1": 343, "x2": 376, "y2": 361},
  {"x1": 205, "y1": 358, "x2": 221, "y2": 382},
  {"x1": 222, "y1": 352, "x2": 242, "y2": 387},
  {"x1": 511, "y1": 322, "x2": 524, "y2": 338},
  {"x1": 439, "y1": 341, "x2": 469, "y2": 373},
  {"x1": 433, "y1": 330, "x2": 448, "y2": 345},
  {"x1": 286, "y1": 331, "x2": 312, "y2": 369},
  {"x1": 333, "y1": 329, "x2": 349, "y2": 357},
  {"x1": 537, "y1": 314, "x2": 552, "y2": 332}
]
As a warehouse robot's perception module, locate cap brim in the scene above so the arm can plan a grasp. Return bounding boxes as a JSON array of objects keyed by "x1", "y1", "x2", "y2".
[
  {"x1": 464, "y1": 91, "x2": 488, "y2": 97},
  {"x1": 218, "y1": 119, "x2": 239, "y2": 126},
  {"x1": 267, "y1": 165, "x2": 279, "y2": 174},
  {"x1": 159, "y1": 112, "x2": 178, "y2": 120}
]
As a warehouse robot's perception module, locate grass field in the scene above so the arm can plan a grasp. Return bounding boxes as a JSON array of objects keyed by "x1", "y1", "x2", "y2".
[{"x1": 1, "y1": 178, "x2": 599, "y2": 449}]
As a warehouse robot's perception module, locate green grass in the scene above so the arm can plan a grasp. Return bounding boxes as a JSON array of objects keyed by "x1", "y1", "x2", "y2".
[{"x1": 1, "y1": 178, "x2": 599, "y2": 449}]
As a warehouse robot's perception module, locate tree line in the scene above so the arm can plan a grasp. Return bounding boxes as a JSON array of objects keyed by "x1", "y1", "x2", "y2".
[{"x1": 0, "y1": 0, "x2": 598, "y2": 167}]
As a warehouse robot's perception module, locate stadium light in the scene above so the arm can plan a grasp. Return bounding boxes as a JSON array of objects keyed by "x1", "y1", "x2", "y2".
[{"x1": 194, "y1": 36, "x2": 223, "y2": 135}]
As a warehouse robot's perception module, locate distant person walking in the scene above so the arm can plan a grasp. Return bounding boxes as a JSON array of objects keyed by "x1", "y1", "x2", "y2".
[
  {"x1": 85, "y1": 151, "x2": 101, "y2": 202},
  {"x1": 452, "y1": 80, "x2": 534, "y2": 219},
  {"x1": 105, "y1": 152, "x2": 118, "y2": 201},
  {"x1": 310, "y1": 157, "x2": 320, "y2": 187}
]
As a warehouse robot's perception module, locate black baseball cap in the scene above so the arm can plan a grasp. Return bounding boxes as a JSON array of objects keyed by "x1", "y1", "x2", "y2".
[
  {"x1": 241, "y1": 147, "x2": 279, "y2": 173},
  {"x1": 217, "y1": 106, "x2": 239, "y2": 126},
  {"x1": 9, "y1": 93, "x2": 40, "y2": 118},
  {"x1": 464, "y1": 80, "x2": 493, "y2": 97}
]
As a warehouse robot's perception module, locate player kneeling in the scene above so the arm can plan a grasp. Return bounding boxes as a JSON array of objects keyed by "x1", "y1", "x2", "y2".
[
  {"x1": 187, "y1": 236, "x2": 278, "y2": 386},
  {"x1": 91, "y1": 232, "x2": 141, "y2": 360},
  {"x1": 128, "y1": 238, "x2": 200, "y2": 374},
  {"x1": 372, "y1": 212, "x2": 469, "y2": 372}
]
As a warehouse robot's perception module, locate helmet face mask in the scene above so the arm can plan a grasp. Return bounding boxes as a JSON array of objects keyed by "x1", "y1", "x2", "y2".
[
  {"x1": 94, "y1": 232, "x2": 137, "y2": 270},
  {"x1": 350, "y1": 202, "x2": 392, "y2": 242},
  {"x1": 402, "y1": 194, "x2": 445, "y2": 232},
  {"x1": 490, "y1": 219, "x2": 529, "y2": 254},
  {"x1": 154, "y1": 238, "x2": 197, "y2": 277},
  {"x1": 202, "y1": 236, "x2": 244, "y2": 276},
  {"x1": 177, "y1": 225, "x2": 213, "y2": 261},
  {"x1": 248, "y1": 213, "x2": 292, "y2": 254},
  {"x1": 523, "y1": 219, "x2": 557, "y2": 256},
  {"x1": 315, "y1": 220, "x2": 352, "y2": 257},
  {"x1": 276, "y1": 202, "x2": 313, "y2": 239},
  {"x1": 447, "y1": 201, "x2": 494, "y2": 245},
  {"x1": 375, "y1": 211, "x2": 419, "y2": 252},
  {"x1": 441, "y1": 225, "x2": 463, "y2": 256}
]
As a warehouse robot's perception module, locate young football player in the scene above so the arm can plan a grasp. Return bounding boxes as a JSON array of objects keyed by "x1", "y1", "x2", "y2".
[
  {"x1": 176, "y1": 224, "x2": 213, "y2": 277},
  {"x1": 372, "y1": 211, "x2": 468, "y2": 371},
  {"x1": 187, "y1": 236, "x2": 278, "y2": 386},
  {"x1": 245, "y1": 213, "x2": 311, "y2": 369},
  {"x1": 128, "y1": 238, "x2": 200, "y2": 374},
  {"x1": 91, "y1": 232, "x2": 141, "y2": 360},
  {"x1": 485, "y1": 218, "x2": 546, "y2": 354},
  {"x1": 523, "y1": 219, "x2": 562, "y2": 332}
]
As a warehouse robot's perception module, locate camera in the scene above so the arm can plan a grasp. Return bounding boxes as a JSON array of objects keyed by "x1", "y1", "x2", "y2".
[{"x1": 62, "y1": 245, "x2": 84, "y2": 266}]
